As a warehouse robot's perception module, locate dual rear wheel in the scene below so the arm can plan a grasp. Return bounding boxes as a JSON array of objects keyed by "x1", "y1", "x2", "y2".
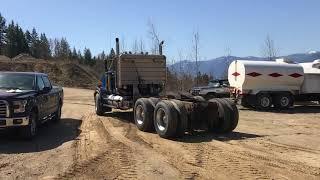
[
  {"x1": 134, "y1": 97, "x2": 239, "y2": 138},
  {"x1": 134, "y1": 99, "x2": 182, "y2": 138}
]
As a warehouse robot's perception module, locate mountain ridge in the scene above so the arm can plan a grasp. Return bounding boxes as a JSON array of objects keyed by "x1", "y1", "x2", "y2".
[{"x1": 170, "y1": 51, "x2": 320, "y2": 79}]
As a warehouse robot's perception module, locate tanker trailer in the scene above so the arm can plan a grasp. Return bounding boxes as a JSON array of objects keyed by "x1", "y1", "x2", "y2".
[{"x1": 228, "y1": 59, "x2": 320, "y2": 110}]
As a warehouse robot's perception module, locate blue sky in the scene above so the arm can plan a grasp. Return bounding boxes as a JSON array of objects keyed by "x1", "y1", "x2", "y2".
[{"x1": 1, "y1": 0, "x2": 319, "y2": 62}]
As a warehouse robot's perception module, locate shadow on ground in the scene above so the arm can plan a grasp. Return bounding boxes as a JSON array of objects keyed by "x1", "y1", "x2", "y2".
[
  {"x1": 0, "y1": 118, "x2": 82, "y2": 154},
  {"x1": 239, "y1": 105, "x2": 320, "y2": 114},
  {"x1": 102, "y1": 111, "x2": 262, "y2": 143},
  {"x1": 177, "y1": 131, "x2": 263, "y2": 143}
]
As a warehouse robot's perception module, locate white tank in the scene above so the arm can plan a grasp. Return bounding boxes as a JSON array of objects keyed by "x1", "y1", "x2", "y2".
[{"x1": 228, "y1": 60, "x2": 304, "y2": 94}]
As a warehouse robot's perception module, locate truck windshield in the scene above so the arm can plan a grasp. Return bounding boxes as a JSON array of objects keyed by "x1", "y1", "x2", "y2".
[{"x1": 0, "y1": 74, "x2": 35, "y2": 90}]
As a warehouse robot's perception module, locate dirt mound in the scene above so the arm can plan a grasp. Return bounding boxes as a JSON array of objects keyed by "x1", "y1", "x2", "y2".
[
  {"x1": 0, "y1": 60, "x2": 99, "y2": 89},
  {"x1": 0, "y1": 55, "x2": 10, "y2": 62}
]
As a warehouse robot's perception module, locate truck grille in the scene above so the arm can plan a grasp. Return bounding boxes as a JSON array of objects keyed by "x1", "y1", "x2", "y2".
[
  {"x1": 0, "y1": 100, "x2": 8, "y2": 117},
  {"x1": 192, "y1": 89, "x2": 200, "y2": 95}
]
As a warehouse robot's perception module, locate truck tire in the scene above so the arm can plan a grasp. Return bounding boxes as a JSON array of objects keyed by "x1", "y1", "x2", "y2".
[
  {"x1": 95, "y1": 94, "x2": 104, "y2": 116},
  {"x1": 256, "y1": 93, "x2": 272, "y2": 110},
  {"x1": 134, "y1": 98, "x2": 154, "y2": 132},
  {"x1": 194, "y1": 96, "x2": 205, "y2": 102},
  {"x1": 208, "y1": 98, "x2": 232, "y2": 133},
  {"x1": 20, "y1": 111, "x2": 38, "y2": 139},
  {"x1": 170, "y1": 100, "x2": 188, "y2": 137},
  {"x1": 205, "y1": 93, "x2": 216, "y2": 100},
  {"x1": 154, "y1": 100, "x2": 178, "y2": 138},
  {"x1": 220, "y1": 98, "x2": 239, "y2": 132},
  {"x1": 273, "y1": 94, "x2": 293, "y2": 109},
  {"x1": 95, "y1": 94, "x2": 112, "y2": 116},
  {"x1": 52, "y1": 102, "x2": 62, "y2": 123}
]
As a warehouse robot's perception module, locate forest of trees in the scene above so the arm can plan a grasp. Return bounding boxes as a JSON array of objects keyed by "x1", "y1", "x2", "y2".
[{"x1": 0, "y1": 13, "x2": 103, "y2": 66}]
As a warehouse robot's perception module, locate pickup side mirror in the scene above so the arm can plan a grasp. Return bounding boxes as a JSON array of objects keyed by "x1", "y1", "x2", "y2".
[{"x1": 40, "y1": 87, "x2": 51, "y2": 93}]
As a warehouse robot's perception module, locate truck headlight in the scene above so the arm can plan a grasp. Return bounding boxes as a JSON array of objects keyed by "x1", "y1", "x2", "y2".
[{"x1": 13, "y1": 100, "x2": 28, "y2": 113}]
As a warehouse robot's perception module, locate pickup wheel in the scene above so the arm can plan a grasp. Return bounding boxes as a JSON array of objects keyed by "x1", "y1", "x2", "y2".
[
  {"x1": 134, "y1": 98, "x2": 155, "y2": 132},
  {"x1": 52, "y1": 103, "x2": 62, "y2": 123},
  {"x1": 154, "y1": 100, "x2": 178, "y2": 138},
  {"x1": 20, "y1": 111, "x2": 38, "y2": 139}
]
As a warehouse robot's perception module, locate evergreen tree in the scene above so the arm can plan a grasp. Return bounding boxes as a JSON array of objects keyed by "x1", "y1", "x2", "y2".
[
  {"x1": 53, "y1": 38, "x2": 60, "y2": 58},
  {"x1": 4, "y1": 21, "x2": 17, "y2": 58},
  {"x1": 30, "y1": 28, "x2": 40, "y2": 58},
  {"x1": 39, "y1": 33, "x2": 51, "y2": 59},
  {"x1": 84, "y1": 48, "x2": 93, "y2": 65},
  {"x1": 4, "y1": 22, "x2": 29, "y2": 58},
  {"x1": 77, "y1": 49, "x2": 82, "y2": 59},
  {"x1": 25, "y1": 30, "x2": 32, "y2": 52},
  {"x1": 71, "y1": 47, "x2": 77, "y2": 59},
  {"x1": 59, "y1": 38, "x2": 70, "y2": 59},
  {"x1": 0, "y1": 13, "x2": 6, "y2": 55}
]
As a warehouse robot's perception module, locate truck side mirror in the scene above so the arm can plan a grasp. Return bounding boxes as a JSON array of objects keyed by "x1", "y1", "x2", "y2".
[{"x1": 41, "y1": 87, "x2": 51, "y2": 93}]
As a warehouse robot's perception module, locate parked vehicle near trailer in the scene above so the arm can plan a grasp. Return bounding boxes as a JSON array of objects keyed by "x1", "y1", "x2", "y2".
[
  {"x1": 0, "y1": 72, "x2": 63, "y2": 139},
  {"x1": 191, "y1": 79, "x2": 230, "y2": 99},
  {"x1": 228, "y1": 59, "x2": 320, "y2": 110},
  {"x1": 94, "y1": 38, "x2": 239, "y2": 138}
]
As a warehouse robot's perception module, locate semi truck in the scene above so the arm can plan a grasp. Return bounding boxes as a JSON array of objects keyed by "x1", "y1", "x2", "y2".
[
  {"x1": 228, "y1": 59, "x2": 320, "y2": 110},
  {"x1": 94, "y1": 38, "x2": 239, "y2": 138}
]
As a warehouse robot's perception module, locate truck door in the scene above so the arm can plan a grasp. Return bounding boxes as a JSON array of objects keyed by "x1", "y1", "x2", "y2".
[
  {"x1": 36, "y1": 75, "x2": 50, "y2": 120},
  {"x1": 41, "y1": 75, "x2": 56, "y2": 114}
]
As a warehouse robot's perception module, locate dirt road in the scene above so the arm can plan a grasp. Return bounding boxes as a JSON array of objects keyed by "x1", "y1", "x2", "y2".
[{"x1": 0, "y1": 88, "x2": 319, "y2": 179}]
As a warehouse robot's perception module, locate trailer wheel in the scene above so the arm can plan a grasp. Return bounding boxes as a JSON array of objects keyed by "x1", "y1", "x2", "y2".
[
  {"x1": 208, "y1": 99, "x2": 232, "y2": 133},
  {"x1": 154, "y1": 100, "x2": 178, "y2": 138},
  {"x1": 256, "y1": 93, "x2": 272, "y2": 110},
  {"x1": 134, "y1": 98, "x2": 154, "y2": 132},
  {"x1": 273, "y1": 94, "x2": 293, "y2": 109},
  {"x1": 240, "y1": 96, "x2": 251, "y2": 108},
  {"x1": 220, "y1": 98, "x2": 239, "y2": 132},
  {"x1": 170, "y1": 100, "x2": 188, "y2": 137}
]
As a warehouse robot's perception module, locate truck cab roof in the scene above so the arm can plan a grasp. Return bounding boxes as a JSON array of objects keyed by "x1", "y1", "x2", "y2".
[{"x1": 0, "y1": 72, "x2": 48, "y2": 76}]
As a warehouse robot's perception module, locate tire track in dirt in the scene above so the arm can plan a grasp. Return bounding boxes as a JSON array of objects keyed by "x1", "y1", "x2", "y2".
[
  {"x1": 101, "y1": 116, "x2": 181, "y2": 179},
  {"x1": 107, "y1": 116, "x2": 205, "y2": 179},
  {"x1": 206, "y1": 139, "x2": 320, "y2": 179},
  {"x1": 55, "y1": 114, "x2": 138, "y2": 180}
]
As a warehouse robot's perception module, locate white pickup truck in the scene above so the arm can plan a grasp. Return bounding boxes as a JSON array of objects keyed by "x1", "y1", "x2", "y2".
[{"x1": 191, "y1": 79, "x2": 230, "y2": 99}]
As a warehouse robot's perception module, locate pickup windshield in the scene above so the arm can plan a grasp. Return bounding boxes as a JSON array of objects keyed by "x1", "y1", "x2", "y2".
[{"x1": 0, "y1": 73, "x2": 35, "y2": 90}]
